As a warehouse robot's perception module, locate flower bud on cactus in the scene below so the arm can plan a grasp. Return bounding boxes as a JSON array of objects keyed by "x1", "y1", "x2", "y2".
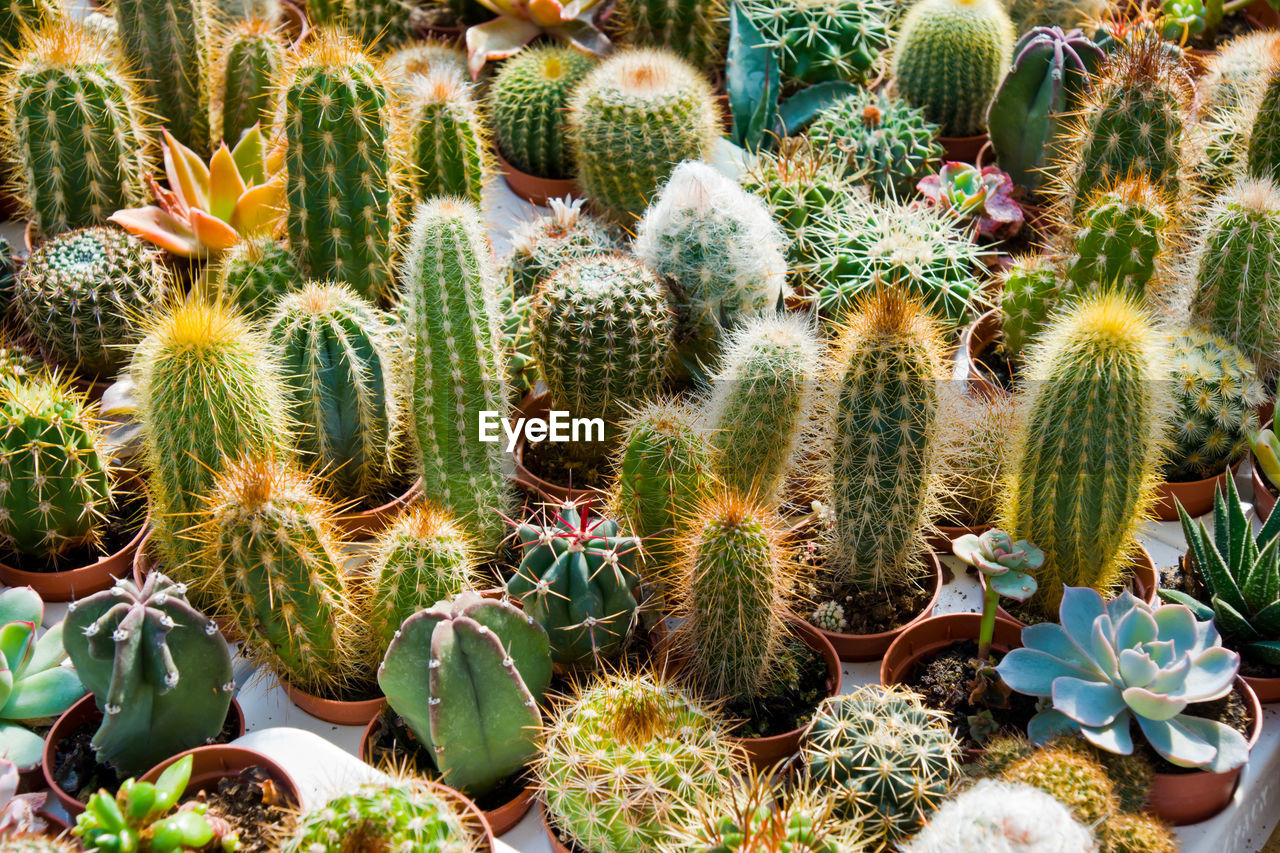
[
  {"x1": 1062, "y1": 175, "x2": 1179, "y2": 297},
  {"x1": 739, "y1": 0, "x2": 890, "y2": 86},
  {"x1": 402, "y1": 64, "x2": 488, "y2": 206},
  {"x1": 1164, "y1": 328, "x2": 1262, "y2": 481},
  {"x1": 614, "y1": 0, "x2": 727, "y2": 74},
  {"x1": 219, "y1": 17, "x2": 285, "y2": 146},
  {"x1": 998, "y1": 254, "x2": 1063, "y2": 364},
  {"x1": 501, "y1": 196, "x2": 619, "y2": 299},
  {"x1": 489, "y1": 46, "x2": 597, "y2": 180},
  {"x1": 210, "y1": 234, "x2": 301, "y2": 320},
  {"x1": 282, "y1": 782, "x2": 485, "y2": 853},
  {"x1": 807, "y1": 90, "x2": 942, "y2": 199},
  {"x1": 114, "y1": 0, "x2": 212, "y2": 154}
]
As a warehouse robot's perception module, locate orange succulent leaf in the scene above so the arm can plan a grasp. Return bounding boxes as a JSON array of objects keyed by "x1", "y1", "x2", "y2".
[
  {"x1": 466, "y1": 17, "x2": 541, "y2": 77},
  {"x1": 208, "y1": 144, "x2": 247, "y2": 224},
  {"x1": 109, "y1": 206, "x2": 202, "y2": 257},
  {"x1": 230, "y1": 177, "x2": 285, "y2": 238},
  {"x1": 189, "y1": 209, "x2": 241, "y2": 253},
  {"x1": 162, "y1": 130, "x2": 210, "y2": 212}
]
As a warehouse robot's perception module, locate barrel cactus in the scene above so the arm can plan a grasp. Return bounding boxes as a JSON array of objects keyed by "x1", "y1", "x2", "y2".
[
  {"x1": 614, "y1": 0, "x2": 727, "y2": 74},
  {"x1": 501, "y1": 196, "x2": 618, "y2": 298},
  {"x1": 1164, "y1": 329, "x2": 1262, "y2": 482},
  {"x1": 210, "y1": 235, "x2": 301, "y2": 320},
  {"x1": 1062, "y1": 175, "x2": 1178, "y2": 297},
  {"x1": 403, "y1": 64, "x2": 488, "y2": 205},
  {"x1": 806, "y1": 89, "x2": 942, "y2": 199},
  {"x1": 283, "y1": 783, "x2": 484, "y2": 853},
  {"x1": 488, "y1": 45, "x2": 597, "y2": 180}
]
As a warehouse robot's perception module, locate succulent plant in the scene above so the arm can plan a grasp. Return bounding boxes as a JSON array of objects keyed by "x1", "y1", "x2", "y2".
[
  {"x1": 219, "y1": 16, "x2": 286, "y2": 146},
  {"x1": 462, "y1": 0, "x2": 609, "y2": 78},
  {"x1": 282, "y1": 782, "x2": 483, "y2": 852},
  {"x1": 806, "y1": 89, "x2": 942, "y2": 200},
  {"x1": 1000, "y1": 745, "x2": 1118, "y2": 825},
  {"x1": 917, "y1": 162, "x2": 1024, "y2": 240},
  {"x1": 614, "y1": 0, "x2": 727, "y2": 74},
  {"x1": 209, "y1": 234, "x2": 301, "y2": 320},
  {"x1": 997, "y1": 254, "x2": 1064, "y2": 365},
  {"x1": 738, "y1": 0, "x2": 890, "y2": 86},
  {"x1": 1062, "y1": 175, "x2": 1178, "y2": 297},
  {"x1": 954, "y1": 529, "x2": 1042, "y2": 657},
  {"x1": 0, "y1": 0, "x2": 59, "y2": 52},
  {"x1": 403, "y1": 65, "x2": 489, "y2": 206},
  {"x1": 1102, "y1": 813, "x2": 1179, "y2": 853},
  {"x1": 488, "y1": 45, "x2": 596, "y2": 180},
  {"x1": 1252, "y1": 427, "x2": 1280, "y2": 491},
  {"x1": 0, "y1": 757, "x2": 49, "y2": 834},
  {"x1": 501, "y1": 197, "x2": 618, "y2": 299},
  {"x1": 901, "y1": 779, "x2": 1096, "y2": 853}
]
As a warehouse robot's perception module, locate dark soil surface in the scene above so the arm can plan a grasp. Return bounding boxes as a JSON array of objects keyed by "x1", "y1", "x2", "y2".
[
  {"x1": 972, "y1": 345, "x2": 1016, "y2": 393},
  {"x1": 909, "y1": 640, "x2": 1038, "y2": 750},
  {"x1": 343, "y1": 472, "x2": 417, "y2": 514},
  {"x1": 721, "y1": 635, "x2": 829, "y2": 740},
  {"x1": 193, "y1": 767, "x2": 295, "y2": 853},
  {"x1": 1134, "y1": 685, "x2": 1252, "y2": 775},
  {"x1": 2, "y1": 491, "x2": 146, "y2": 573},
  {"x1": 819, "y1": 577, "x2": 934, "y2": 635},
  {"x1": 521, "y1": 436, "x2": 612, "y2": 492}
]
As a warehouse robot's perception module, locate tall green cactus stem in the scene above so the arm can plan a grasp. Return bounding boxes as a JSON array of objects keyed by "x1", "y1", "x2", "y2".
[
  {"x1": 704, "y1": 314, "x2": 821, "y2": 505},
  {"x1": 1249, "y1": 63, "x2": 1280, "y2": 184},
  {"x1": 1001, "y1": 290, "x2": 1170, "y2": 617},
  {"x1": 219, "y1": 17, "x2": 285, "y2": 146},
  {"x1": 936, "y1": 389, "x2": 1018, "y2": 527},
  {"x1": 403, "y1": 199, "x2": 512, "y2": 555},
  {"x1": 891, "y1": 0, "x2": 1014, "y2": 137},
  {"x1": 267, "y1": 281, "x2": 398, "y2": 501},
  {"x1": 489, "y1": 46, "x2": 596, "y2": 180},
  {"x1": 740, "y1": 0, "x2": 891, "y2": 86},
  {"x1": 508, "y1": 504, "x2": 641, "y2": 666},
  {"x1": 113, "y1": 0, "x2": 212, "y2": 153},
  {"x1": 998, "y1": 254, "x2": 1063, "y2": 365},
  {"x1": 201, "y1": 455, "x2": 359, "y2": 694},
  {"x1": 807, "y1": 89, "x2": 942, "y2": 199},
  {"x1": 62, "y1": 573, "x2": 233, "y2": 778},
  {"x1": 0, "y1": 26, "x2": 150, "y2": 235},
  {"x1": 283, "y1": 30, "x2": 396, "y2": 302},
  {"x1": 403, "y1": 65, "x2": 488, "y2": 206},
  {"x1": 501, "y1": 196, "x2": 619, "y2": 299},
  {"x1": 283, "y1": 783, "x2": 484, "y2": 853},
  {"x1": 1165, "y1": 329, "x2": 1262, "y2": 482},
  {"x1": 567, "y1": 48, "x2": 720, "y2": 224},
  {"x1": 634, "y1": 161, "x2": 786, "y2": 376},
  {"x1": 210, "y1": 235, "x2": 300, "y2": 320},
  {"x1": 0, "y1": 0, "x2": 59, "y2": 51},
  {"x1": 614, "y1": 0, "x2": 727, "y2": 74},
  {"x1": 830, "y1": 291, "x2": 947, "y2": 589},
  {"x1": 378, "y1": 592, "x2": 551, "y2": 796},
  {"x1": 1063, "y1": 176, "x2": 1177, "y2": 297},
  {"x1": 0, "y1": 376, "x2": 111, "y2": 559},
  {"x1": 1199, "y1": 31, "x2": 1280, "y2": 121}
]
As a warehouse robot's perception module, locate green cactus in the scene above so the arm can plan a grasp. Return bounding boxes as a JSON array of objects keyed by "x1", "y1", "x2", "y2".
[
  {"x1": 1001, "y1": 290, "x2": 1170, "y2": 617},
  {"x1": 508, "y1": 503, "x2": 641, "y2": 666},
  {"x1": 283, "y1": 782, "x2": 484, "y2": 853},
  {"x1": 402, "y1": 198, "x2": 512, "y2": 555},
  {"x1": 998, "y1": 254, "x2": 1063, "y2": 365},
  {"x1": 829, "y1": 291, "x2": 947, "y2": 590},
  {"x1": 219, "y1": 16, "x2": 285, "y2": 146},
  {"x1": 378, "y1": 591, "x2": 551, "y2": 796},
  {"x1": 614, "y1": 0, "x2": 727, "y2": 74},
  {"x1": 740, "y1": 0, "x2": 890, "y2": 87},
  {"x1": 209, "y1": 234, "x2": 301, "y2": 320},
  {"x1": 0, "y1": 26, "x2": 150, "y2": 236},
  {"x1": 501, "y1": 196, "x2": 619, "y2": 299},
  {"x1": 1063, "y1": 175, "x2": 1178, "y2": 297},
  {"x1": 1000, "y1": 746, "x2": 1118, "y2": 826},
  {"x1": 283, "y1": 29, "x2": 396, "y2": 303},
  {"x1": 0, "y1": 0, "x2": 59, "y2": 51},
  {"x1": 802, "y1": 684, "x2": 961, "y2": 849},
  {"x1": 0, "y1": 837, "x2": 80, "y2": 852},
  {"x1": 538, "y1": 672, "x2": 741, "y2": 853},
  {"x1": 498, "y1": 290, "x2": 539, "y2": 396},
  {"x1": 566, "y1": 48, "x2": 720, "y2": 224},
  {"x1": 891, "y1": 0, "x2": 1014, "y2": 138},
  {"x1": 1198, "y1": 30, "x2": 1280, "y2": 121},
  {"x1": 1249, "y1": 64, "x2": 1280, "y2": 184},
  {"x1": 382, "y1": 38, "x2": 469, "y2": 82},
  {"x1": 1103, "y1": 814, "x2": 1179, "y2": 853},
  {"x1": 936, "y1": 390, "x2": 1019, "y2": 527},
  {"x1": 806, "y1": 89, "x2": 942, "y2": 200},
  {"x1": 14, "y1": 226, "x2": 169, "y2": 379},
  {"x1": 488, "y1": 45, "x2": 596, "y2": 180},
  {"x1": 1164, "y1": 328, "x2": 1262, "y2": 482},
  {"x1": 347, "y1": 0, "x2": 419, "y2": 47},
  {"x1": 403, "y1": 64, "x2": 488, "y2": 206},
  {"x1": 0, "y1": 336, "x2": 38, "y2": 391}
]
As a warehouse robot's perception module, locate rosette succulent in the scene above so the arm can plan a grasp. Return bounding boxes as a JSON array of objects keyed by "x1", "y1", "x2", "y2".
[
  {"x1": 953, "y1": 529, "x2": 1041, "y2": 657},
  {"x1": 916, "y1": 162, "x2": 1024, "y2": 240},
  {"x1": 998, "y1": 586, "x2": 1249, "y2": 773},
  {"x1": 464, "y1": 0, "x2": 609, "y2": 77}
]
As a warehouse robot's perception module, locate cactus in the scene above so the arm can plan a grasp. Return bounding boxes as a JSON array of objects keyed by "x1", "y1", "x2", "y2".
[
  {"x1": 488, "y1": 46, "x2": 597, "y2": 180},
  {"x1": 209, "y1": 234, "x2": 301, "y2": 320},
  {"x1": 806, "y1": 89, "x2": 942, "y2": 200},
  {"x1": 1062, "y1": 175, "x2": 1178, "y2": 297},
  {"x1": 0, "y1": 0, "x2": 59, "y2": 51},
  {"x1": 802, "y1": 685, "x2": 960, "y2": 849},
  {"x1": 828, "y1": 291, "x2": 947, "y2": 589},
  {"x1": 113, "y1": 0, "x2": 212, "y2": 154},
  {"x1": 703, "y1": 314, "x2": 821, "y2": 505},
  {"x1": 14, "y1": 226, "x2": 169, "y2": 379},
  {"x1": 1001, "y1": 291, "x2": 1170, "y2": 617},
  {"x1": 1005, "y1": 0, "x2": 1108, "y2": 33},
  {"x1": 902, "y1": 780, "x2": 1095, "y2": 853},
  {"x1": 382, "y1": 39, "x2": 470, "y2": 82},
  {"x1": 501, "y1": 196, "x2": 619, "y2": 298},
  {"x1": 1198, "y1": 30, "x2": 1280, "y2": 120},
  {"x1": 538, "y1": 672, "x2": 740, "y2": 853},
  {"x1": 1249, "y1": 65, "x2": 1280, "y2": 184},
  {"x1": 0, "y1": 838, "x2": 79, "y2": 853},
  {"x1": 567, "y1": 48, "x2": 720, "y2": 224},
  {"x1": 738, "y1": 0, "x2": 890, "y2": 86},
  {"x1": 283, "y1": 782, "x2": 484, "y2": 853},
  {"x1": 634, "y1": 161, "x2": 786, "y2": 376},
  {"x1": 508, "y1": 504, "x2": 641, "y2": 667},
  {"x1": 283, "y1": 30, "x2": 396, "y2": 303},
  {"x1": 891, "y1": 0, "x2": 1014, "y2": 138},
  {"x1": 1164, "y1": 329, "x2": 1262, "y2": 482},
  {"x1": 998, "y1": 254, "x2": 1064, "y2": 365},
  {"x1": 498, "y1": 290, "x2": 539, "y2": 396},
  {"x1": 378, "y1": 592, "x2": 551, "y2": 796},
  {"x1": 219, "y1": 16, "x2": 285, "y2": 146},
  {"x1": 1102, "y1": 814, "x2": 1178, "y2": 853},
  {"x1": 613, "y1": 0, "x2": 727, "y2": 74},
  {"x1": 402, "y1": 199, "x2": 512, "y2": 555},
  {"x1": 0, "y1": 337, "x2": 37, "y2": 391},
  {"x1": 348, "y1": 0, "x2": 420, "y2": 48},
  {"x1": 936, "y1": 390, "x2": 1019, "y2": 527},
  {"x1": 1000, "y1": 747, "x2": 1118, "y2": 825},
  {"x1": 267, "y1": 281, "x2": 398, "y2": 501},
  {"x1": 403, "y1": 64, "x2": 488, "y2": 206},
  {"x1": 0, "y1": 25, "x2": 150, "y2": 235},
  {"x1": 61, "y1": 573, "x2": 233, "y2": 778}
]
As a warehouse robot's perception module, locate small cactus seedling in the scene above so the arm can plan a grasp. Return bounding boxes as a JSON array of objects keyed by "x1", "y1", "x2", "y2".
[
  {"x1": 282, "y1": 782, "x2": 484, "y2": 852},
  {"x1": 501, "y1": 197, "x2": 619, "y2": 299},
  {"x1": 488, "y1": 46, "x2": 597, "y2": 180},
  {"x1": 1164, "y1": 329, "x2": 1262, "y2": 482},
  {"x1": 807, "y1": 89, "x2": 942, "y2": 200},
  {"x1": 402, "y1": 64, "x2": 489, "y2": 206}
]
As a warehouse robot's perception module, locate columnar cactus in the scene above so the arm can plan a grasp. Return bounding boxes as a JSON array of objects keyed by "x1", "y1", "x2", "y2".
[
  {"x1": 1249, "y1": 65, "x2": 1280, "y2": 184},
  {"x1": 378, "y1": 592, "x2": 551, "y2": 796},
  {"x1": 567, "y1": 48, "x2": 720, "y2": 224},
  {"x1": 501, "y1": 197, "x2": 619, "y2": 298},
  {"x1": 488, "y1": 46, "x2": 597, "y2": 180},
  {"x1": 806, "y1": 89, "x2": 942, "y2": 199},
  {"x1": 403, "y1": 65, "x2": 488, "y2": 205},
  {"x1": 1164, "y1": 329, "x2": 1262, "y2": 482},
  {"x1": 498, "y1": 290, "x2": 539, "y2": 396},
  {"x1": 614, "y1": 0, "x2": 727, "y2": 73},
  {"x1": 998, "y1": 254, "x2": 1063, "y2": 364},
  {"x1": 210, "y1": 235, "x2": 301, "y2": 320},
  {"x1": 936, "y1": 390, "x2": 1019, "y2": 527},
  {"x1": 1198, "y1": 31, "x2": 1280, "y2": 121},
  {"x1": 283, "y1": 783, "x2": 484, "y2": 853},
  {"x1": 1004, "y1": 0, "x2": 1107, "y2": 32},
  {"x1": 891, "y1": 0, "x2": 1014, "y2": 137},
  {"x1": 14, "y1": 227, "x2": 169, "y2": 378},
  {"x1": 1063, "y1": 175, "x2": 1177, "y2": 296},
  {"x1": 1002, "y1": 291, "x2": 1170, "y2": 617},
  {"x1": 219, "y1": 16, "x2": 285, "y2": 146},
  {"x1": 0, "y1": 26, "x2": 150, "y2": 235},
  {"x1": 402, "y1": 199, "x2": 512, "y2": 555},
  {"x1": 283, "y1": 30, "x2": 396, "y2": 302},
  {"x1": 739, "y1": 0, "x2": 890, "y2": 86}
]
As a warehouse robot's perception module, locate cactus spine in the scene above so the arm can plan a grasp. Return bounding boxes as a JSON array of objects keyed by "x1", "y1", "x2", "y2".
[
  {"x1": 740, "y1": 0, "x2": 891, "y2": 87},
  {"x1": 614, "y1": 0, "x2": 727, "y2": 74},
  {"x1": 209, "y1": 235, "x2": 301, "y2": 320},
  {"x1": 1063, "y1": 175, "x2": 1178, "y2": 297},
  {"x1": 501, "y1": 196, "x2": 619, "y2": 298},
  {"x1": 0, "y1": 0, "x2": 58, "y2": 51},
  {"x1": 219, "y1": 16, "x2": 285, "y2": 146},
  {"x1": 403, "y1": 65, "x2": 488, "y2": 206},
  {"x1": 807, "y1": 90, "x2": 942, "y2": 199},
  {"x1": 998, "y1": 254, "x2": 1063, "y2": 365},
  {"x1": 936, "y1": 390, "x2": 1019, "y2": 527},
  {"x1": 488, "y1": 46, "x2": 596, "y2": 180},
  {"x1": 1249, "y1": 64, "x2": 1280, "y2": 184},
  {"x1": 1164, "y1": 329, "x2": 1262, "y2": 482},
  {"x1": 283, "y1": 783, "x2": 484, "y2": 853}
]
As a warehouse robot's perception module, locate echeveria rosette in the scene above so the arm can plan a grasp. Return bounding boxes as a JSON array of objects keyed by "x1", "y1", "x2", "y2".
[
  {"x1": 953, "y1": 529, "x2": 1042, "y2": 602},
  {"x1": 997, "y1": 586, "x2": 1249, "y2": 773},
  {"x1": 465, "y1": 0, "x2": 610, "y2": 78},
  {"x1": 916, "y1": 163, "x2": 1024, "y2": 240}
]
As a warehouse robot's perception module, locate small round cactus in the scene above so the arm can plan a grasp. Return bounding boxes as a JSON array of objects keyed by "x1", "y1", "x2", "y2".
[
  {"x1": 210, "y1": 235, "x2": 302, "y2": 320},
  {"x1": 1001, "y1": 746, "x2": 1119, "y2": 825},
  {"x1": 739, "y1": 0, "x2": 891, "y2": 87},
  {"x1": 1063, "y1": 175, "x2": 1178, "y2": 297},
  {"x1": 1101, "y1": 813, "x2": 1179, "y2": 853},
  {"x1": 901, "y1": 779, "x2": 1096, "y2": 853},
  {"x1": 402, "y1": 64, "x2": 489, "y2": 206},
  {"x1": 998, "y1": 254, "x2": 1063, "y2": 365},
  {"x1": 282, "y1": 782, "x2": 484, "y2": 853},
  {"x1": 501, "y1": 196, "x2": 619, "y2": 298},
  {"x1": 1164, "y1": 328, "x2": 1262, "y2": 482},
  {"x1": 810, "y1": 600, "x2": 846, "y2": 633},
  {"x1": 488, "y1": 46, "x2": 597, "y2": 180},
  {"x1": 807, "y1": 89, "x2": 942, "y2": 199}
]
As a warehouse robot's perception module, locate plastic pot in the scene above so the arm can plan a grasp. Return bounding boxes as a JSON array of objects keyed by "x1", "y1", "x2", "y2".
[
  {"x1": 139, "y1": 744, "x2": 302, "y2": 809},
  {"x1": 511, "y1": 391, "x2": 608, "y2": 505},
  {"x1": 281, "y1": 681, "x2": 385, "y2": 726},
  {"x1": 332, "y1": 477, "x2": 423, "y2": 538},
  {"x1": 496, "y1": 149, "x2": 578, "y2": 207},
  {"x1": 879, "y1": 611, "x2": 1024, "y2": 686},
  {"x1": 953, "y1": 308, "x2": 1009, "y2": 401},
  {"x1": 814, "y1": 550, "x2": 945, "y2": 662}
]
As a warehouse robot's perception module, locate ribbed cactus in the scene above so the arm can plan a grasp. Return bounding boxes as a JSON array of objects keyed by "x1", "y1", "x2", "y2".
[
  {"x1": 1164, "y1": 329, "x2": 1262, "y2": 482},
  {"x1": 508, "y1": 503, "x2": 641, "y2": 666},
  {"x1": 209, "y1": 235, "x2": 301, "y2": 320},
  {"x1": 0, "y1": 376, "x2": 111, "y2": 559},
  {"x1": 347, "y1": 0, "x2": 419, "y2": 48},
  {"x1": 378, "y1": 592, "x2": 551, "y2": 796},
  {"x1": 498, "y1": 290, "x2": 538, "y2": 396},
  {"x1": 936, "y1": 390, "x2": 1018, "y2": 527},
  {"x1": 283, "y1": 30, "x2": 396, "y2": 302},
  {"x1": 802, "y1": 685, "x2": 960, "y2": 849},
  {"x1": 14, "y1": 227, "x2": 169, "y2": 379},
  {"x1": 489, "y1": 46, "x2": 596, "y2": 180},
  {"x1": 61, "y1": 573, "x2": 233, "y2": 778},
  {"x1": 567, "y1": 48, "x2": 720, "y2": 224},
  {"x1": 113, "y1": 0, "x2": 212, "y2": 154},
  {"x1": 0, "y1": 26, "x2": 149, "y2": 235},
  {"x1": 538, "y1": 672, "x2": 740, "y2": 853},
  {"x1": 283, "y1": 783, "x2": 484, "y2": 853},
  {"x1": 891, "y1": 0, "x2": 1014, "y2": 137},
  {"x1": 402, "y1": 199, "x2": 512, "y2": 555},
  {"x1": 1001, "y1": 291, "x2": 1169, "y2": 617},
  {"x1": 806, "y1": 89, "x2": 942, "y2": 199},
  {"x1": 998, "y1": 254, "x2": 1063, "y2": 365},
  {"x1": 1000, "y1": 746, "x2": 1118, "y2": 825},
  {"x1": 219, "y1": 16, "x2": 285, "y2": 146},
  {"x1": 267, "y1": 281, "x2": 397, "y2": 501},
  {"x1": 704, "y1": 314, "x2": 821, "y2": 505},
  {"x1": 1063, "y1": 175, "x2": 1177, "y2": 296},
  {"x1": 615, "y1": 0, "x2": 727, "y2": 73},
  {"x1": 0, "y1": 0, "x2": 59, "y2": 51},
  {"x1": 634, "y1": 161, "x2": 786, "y2": 376},
  {"x1": 740, "y1": 0, "x2": 890, "y2": 86},
  {"x1": 829, "y1": 291, "x2": 946, "y2": 589},
  {"x1": 1249, "y1": 65, "x2": 1280, "y2": 184},
  {"x1": 403, "y1": 65, "x2": 488, "y2": 206},
  {"x1": 501, "y1": 196, "x2": 619, "y2": 298},
  {"x1": 1103, "y1": 814, "x2": 1180, "y2": 853},
  {"x1": 902, "y1": 780, "x2": 1094, "y2": 853}
]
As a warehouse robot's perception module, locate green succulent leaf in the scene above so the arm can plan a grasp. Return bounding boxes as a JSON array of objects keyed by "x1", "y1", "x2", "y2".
[
  {"x1": 0, "y1": 721, "x2": 45, "y2": 766},
  {"x1": 153, "y1": 754, "x2": 193, "y2": 815},
  {"x1": 776, "y1": 81, "x2": 858, "y2": 135},
  {"x1": 0, "y1": 621, "x2": 34, "y2": 676},
  {"x1": 727, "y1": 0, "x2": 780, "y2": 151},
  {"x1": 1157, "y1": 588, "x2": 1215, "y2": 621},
  {"x1": 1245, "y1": 639, "x2": 1280, "y2": 664},
  {"x1": 1212, "y1": 595, "x2": 1261, "y2": 643},
  {"x1": 0, "y1": 665, "x2": 85, "y2": 719},
  {"x1": 0, "y1": 588, "x2": 40, "y2": 628}
]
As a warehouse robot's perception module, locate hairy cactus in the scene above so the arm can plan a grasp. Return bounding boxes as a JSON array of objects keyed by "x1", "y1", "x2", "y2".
[
  {"x1": 403, "y1": 65, "x2": 488, "y2": 206},
  {"x1": 501, "y1": 197, "x2": 618, "y2": 298},
  {"x1": 806, "y1": 89, "x2": 942, "y2": 199},
  {"x1": 1001, "y1": 747, "x2": 1118, "y2": 825},
  {"x1": 614, "y1": 0, "x2": 727, "y2": 73},
  {"x1": 1164, "y1": 328, "x2": 1262, "y2": 482},
  {"x1": 0, "y1": 26, "x2": 150, "y2": 235},
  {"x1": 567, "y1": 48, "x2": 720, "y2": 224},
  {"x1": 538, "y1": 672, "x2": 740, "y2": 853},
  {"x1": 382, "y1": 39, "x2": 469, "y2": 82},
  {"x1": 0, "y1": 837, "x2": 80, "y2": 853},
  {"x1": 114, "y1": 0, "x2": 212, "y2": 154},
  {"x1": 62, "y1": 573, "x2": 233, "y2": 778},
  {"x1": 489, "y1": 46, "x2": 596, "y2": 180},
  {"x1": 936, "y1": 390, "x2": 1019, "y2": 526},
  {"x1": 0, "y1": 337, "x2": 37, "y2": 391},
  {"x1": 219, "y1": 16, "x2": 285, "y2": 146},
  {"x1": 1001, "y1": 291, "x2": 1170, "y2": 617},
  {"x1": 1249, "y1": 63, "x2": 1280, "y2": 184},
  {"x1": 283, "y1": 782, "x2": 484, "y2": 853},
  {"x1": 0, "y1": 0, "x2": 58, "y2": 51},
  {"x1": 891, "y1": 0, "x2": 1014, "y2": 137},
  {"x1": 902, "y1": 780, "x2": 1095, "y2": 853},
  {"x1": 1062, "y1": 175, "x2": 1178, "y2": 296},
  {"x1": 283, "y1": 30, "x2": 396, "y2": 302},
  {"x1": 802, "y1": 685, "x2": 960, "y2": 849},
  {"x1": 739, "y1": 0, "x2": 890, "y2": 86},
  {"x1": 209, "y1": 235, "x2": 301, "y2": 320},
  {"x1": 14, "y1": 227, "x2": 169, "y2": 379},
  {"x1": 998, "y1": 254, "x2": 1063, "y2": 365},
  {"x1": 402, "y1": 199, "x2": 512, "y2": 555}
]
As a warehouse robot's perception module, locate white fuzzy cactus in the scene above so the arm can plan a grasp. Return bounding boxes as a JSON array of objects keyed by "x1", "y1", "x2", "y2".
[{"x1": 903, "y1": 780, "x2": 1098, "y2": 853}]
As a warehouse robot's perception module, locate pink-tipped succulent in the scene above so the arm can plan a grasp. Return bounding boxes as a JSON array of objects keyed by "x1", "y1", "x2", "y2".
[
  {"x1": 465, "y1": 0, "x2": 609, "y2": 78},
  {"x1": 0, "y1": 758, "x2": 47, "y2": 834},
  {"x1": 954, "y1": 529, "x2": 1042, "y2": 658},
  {"x1": 917, "y1": 162, "x2": 1024, "y2": 240}
]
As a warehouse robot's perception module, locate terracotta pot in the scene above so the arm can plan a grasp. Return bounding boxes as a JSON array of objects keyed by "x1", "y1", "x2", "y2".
[
  {"x1": 332, "y1": 478, "x2": 423, "y2": 538},
  {"x1": 496, "y1": 149, "x2": 578, "y2": 207},
  {"x1": 927, "y1": 519, "x2": 993, "y2": 554},
  {"x1": 940, "y1": 133, "x2": 989, "y2": 164},
  {"x1": 543, "y1": 805, "x2": 576, "y2": 853},
  {"x1": 814, "y1": 550, "x2": 945, "y2": 662},
  {"x1": 511, "y1": 391, "x2": 608, "y2": 505},
  {"x1": 139, "y1": 744, "x2": 302, "y2": 811},
  {"x1": 0, "y1": 501, "x2": 149, "y2": 602},
  {"x1": 1154, "y1": 464, "x2": 1235, "y2": 521},
  {"x1": 280, "y1": 0, "x2": 311, "y2": 47},
  {"x1": 1244, "y1": 671, "x2": 1280, "y2": 704},
  {"x1": 1247, "y1": 0, "x2": 1280, "y2": 27},
  {"x1": 953, "y1": 308, "x2": 1009, "y2": 401},
  {"x1": 281, "y1": 681, "x2": 385, "y2": 726},
  {"x1": 43, "y1": 693, "x2": 246, "y2": 816},
  {"x1": 1146, "y1": 677, "x2": 1262, "y2": 825},
  {"x1": 880, "y1": 611, "x2": 1024, "y2": 686},
  {"x1": 982, "y1": 545, "x2": 1159, "y2": 628},
  {"x1": 1253, "y1": 456, "x2": 1276, "y2": 522}
]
